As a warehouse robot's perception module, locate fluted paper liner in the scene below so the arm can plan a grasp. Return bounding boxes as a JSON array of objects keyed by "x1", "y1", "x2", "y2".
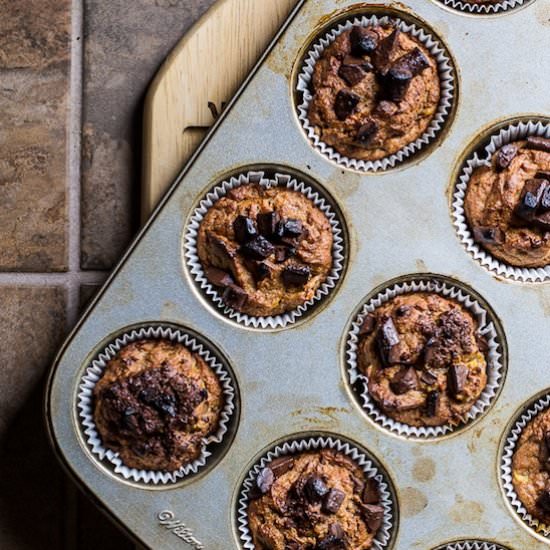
[
  {"x1": 184, "y1": 171, "x2": 346, "y2": 329},
  {"x1": 452, "y1": 120, "x2": 550, "y2": 282},
  {"x1": 433, "y1": 541, "x2": 511, "y2": 550},
  {"x1": 437, "y1": 0, "x2": 529, "y2": 15},
  {"x1": 501, "y1": 393, "x2": 550, "y2": 538},
  {"x1": 296, "y1": 14, "x2": 455, "y2": 172},
  {"x1": 77, "y1": 325, "x2": 236, "y2": 485},
  {"x1": 346, "y1": 276, "x2": 504, "y2": 438},
  {"x1": 237, "y1": 435, "x2": 396, "y2": 549}
]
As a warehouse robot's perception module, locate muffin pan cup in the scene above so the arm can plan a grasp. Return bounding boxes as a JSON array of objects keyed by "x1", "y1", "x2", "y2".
[
  {"x1": 296, "y1": 12, "x2": 456, "y2": 172},
  {"x1": 435, "y1": 0, "x2": 530, "y2": 15},
  {"x1": 184, "y1": 170, "x2": 346, "y2": 329},
  {"x1": 45, "y1": 1, "x2": 550, "y2": 548},
  {"x1": 452, "y1": 119, "x2": 550, "y2": 283},
  {"x1": 345, "y1": 275, "x2": 505, "y2": 439},
  {"x1": 237, "y1": 434, "x2": 397, "y2": 549},
  {"x1": 77, "y1": 325, "x2": 237, "y2": 485},
  {"x1": 432, "y1": 542, "x2": 512, "y2": 550}
]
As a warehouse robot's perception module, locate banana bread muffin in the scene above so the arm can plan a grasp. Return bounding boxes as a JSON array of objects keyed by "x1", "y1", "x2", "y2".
[
  {"x1": 512, "y1": 407, "x2": 550, "y2": 524},
  {"x1": 307, "y1": 23, "x2": 441, "y2": 161},
  {"x1": 357, "y1": 293, "x2": 488, "y2": 427},
  {"x1": 464, "y1": 136, "x2": 550, "y2": 268},
  {"x1": 247, "y1": 449, "x2": 385, "y2": 549},
  {"x1": 197, "y1": 183, "x2": 334, "y2": 317},
  {"x1": 93, "y1": 339, "x2": 223, "y2": 471}
]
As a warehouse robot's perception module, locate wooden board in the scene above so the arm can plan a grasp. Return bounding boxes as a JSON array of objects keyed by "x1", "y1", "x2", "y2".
[{"x1": 141, "y1": 0, "x2": 297, "y2": 221}]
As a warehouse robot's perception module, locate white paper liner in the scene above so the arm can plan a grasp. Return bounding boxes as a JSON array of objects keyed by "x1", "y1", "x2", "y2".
[
  {"x1": 184, "y1": 170, "x2": 346, "y2": 329},
  {"x1": 436, "y1": 0, "x2": 528, "y2": 14},
  {"x1": 296, "y1": 14, "x2": 455, "y2": 172},
  {"x1": 433, "y1": 542, "x2": 510, "y2": 550},
  {"x1": 452, "y1": 119, "x2": 550, "y2": 283},
  {"x1": 77, "y1": 325, "x2": 236, "y2": 485},
  {"x1": 501, "y1": 392, "x2": 550, "y2": 538},
  {"x1": 346, "y1": 276, "x2": 504, "y2": 438},
  {"x1": 237, "y1": 435, "x2": 396, "y2": 549}
]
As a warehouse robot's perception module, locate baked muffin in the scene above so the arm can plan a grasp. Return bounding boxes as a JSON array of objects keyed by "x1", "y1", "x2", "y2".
[
  {"x1": 307, "y1": 23, "x2": 440, "y2": 161},
  {"x1": 93, "y1": 339, "x2": 223, "y2": 471},
  {"x1": 247, "y1": 449, "x2": 385, "y2": 549},
  {"x1": 197, "y1": 183, "x2": 334, "y2": 317},
  {"x1": 512, "y1": 407, "x2": 550, "y2": 524},
  {"x1": 464, "y1": 136, "x2": 550, "y2": 268},
  {"x1": 357, "y1": 293, "x2": 488, "y2": 427}
]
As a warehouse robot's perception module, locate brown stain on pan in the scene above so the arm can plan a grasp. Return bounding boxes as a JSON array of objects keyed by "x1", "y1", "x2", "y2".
[
  {"x1": 412, "y1": 457, "x2": 436, "y2": 482},
  {"x1": 449, "y1": 496, "x2": 484, "y2": 523},
  {"x1": 536, "y1": 0, "x2": 550, "y2": 26},
  {"x1": 400, "y1": 486, "x2": 428, "y2": 517}
]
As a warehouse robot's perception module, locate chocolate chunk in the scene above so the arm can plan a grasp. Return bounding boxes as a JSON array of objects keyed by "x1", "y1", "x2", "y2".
[
  {"x1": 515, "y1": 179, "x2": 549, "y2": 222},
  {"x1": 362, "y1": 503, "x2": 384, "y2": 533},
  {"x1": 208, "y1": 233, "x2": 236, "y2": 263},
  {"x1": 305, "y1": 476, "x2": 329, "y2": 503},
  {"x1": 274, "y1": 245, "x2": 295, "y2": 263},
  {"x1": 256, "y1": 467, "x2": 274, "y2": 494},
  {"x1": 338, "y1": 63, "x2": 366, "y2": 87},
  {"x1": 448, "y1": 364, "x2": 469, "y2": 397},
  {"x1": 380, "y1": 66, "x2": 413, "y2": 102},
  {"x1": 476, "y1": 334, "x2": 489, "y2": 354},
  {"x1": 323, "y1": 488, "x2": 346, "y2": 514},
  {"x1": 240, "y1": 235, "x2": 275, "y2": 260},
  {"x1": 425, "y1": 391, "x2": 440, "y2": 417},
  {"x1": 280, "y1": 219, "x2": 304, "y2": 239},
  {"x1": 270, "y1": 456, "x2": 295, "y2": 478},
  {"x1": 495, "y1": 144, "x2": 518, "y2": 172},
  {"x1": 374, "y1": 100, "x2": 398, "y2": 118},
  {"x1": 420, "y1": 369, "x2": 438, "y2": 386},
  {"x1": 526, "y1": 136, "x2": 550, "y2": 153},
  {"x1": 534, "y1": 210, "x2": 550, "y2": 230},
  {"x1": 377, "y1": 317, "x2": 400, "y2": 366},
  {"x1": 359, "y1": 313, "x2": 376, "y2": 336},
  {"x1": 342, "y1": 55, "x2": 374, "y2": 72},
  {"x1": 541, "y1": 187, "x2": 550, "y2": 211},
  {"x1": 257, "y1": 211, "x2": 280, "y2": 237},
  {"x1": 373, "y1": 28, "x2": 400, "y2": 73},
  {"x1": 355, "y1": 120, "x2": 378, "y2": 147},
  {"x1": 249, "y1": 261, "x2": 271, "y2": 282},
  {"x1": 472, "y1": 226, "x2": 505, "y2": 245},
  {"x1": 329, "y1": 523, "x2": 344, "y2": 538},
  {"x1": 390, "y1": 367, "x2": 418, "y2": 395},
  {"x1": 316, "y1": 535, "x2": 346, "y2": 550},
  {"x1": 536, "y1": 171, "x2": 550, "y2": 182},
  {"x1": 233, "y1": 215, "x2": 257, "y2": 243},
  {"x1": 544, "y1": 432, "x2": 550, "y2": 452},
  {"x1": 222, "y1": 284, "x2": 248, "y2": 310},
  {"x1": 350, "y1": 25, "x2": 379, "y2": 56},
  {"x1": 282, "y1": 265, "x2": 311, "y2": 287},
  {"x1": 538, "y1": 490, "x2": 550, "y2": 512},
  {"x1": 362, "y1": 478, "x2": 380, "y2": 504},
  {"x1": 204, "y1": 266, "x2": 234, "y2": 288},
  {"x1": 334, "y1": 90, "x2": 360, "y2": 121},
  {"x1": 391, "y1": 48, "x2": 429, "y2": 77},
  {"x1": 396, "y1": 305, "x2": 410, "y2": 317}
]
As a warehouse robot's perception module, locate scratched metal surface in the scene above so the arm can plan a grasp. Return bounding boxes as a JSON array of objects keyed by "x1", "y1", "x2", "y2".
[{"x1": 46, "y1": 0, "x2": 550, "y2": 548}]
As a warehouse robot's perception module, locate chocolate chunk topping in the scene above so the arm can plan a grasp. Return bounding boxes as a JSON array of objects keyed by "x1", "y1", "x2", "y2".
[
  {"x1": 279, "y1": 219, "x2": 304, "y2": 239},
  {"x1": 420, "y1": 369, "x2": 438, "y2": 386},
  {"x1": 362, "y1": 478, "x2": 380, "y2": 504},
  {"x1": 377, "y1": 317, "x2": 400, "y2": 366},
  {"x1": 274, "y1": 245, "x2": 295, "y2": 263},
  {"x1": 391, "y1": 48, "x2": 430, "y2": 77},
  {"x1": 526, "y1": 136, "x2": 550, "y2": 153},
  {"x1": 233, "y1": 215, "x2": 258, "y2": 243},
  {"x1": 208, "y1": 233, "x2": 236, "y2": 264},
  {"x1": 515, "y1": 179, "x2": 549, "y2": 222},
  {"x1": 373, "y1": 28, "x2": 400, "y2": 73},
  {"x1": 536, "y1": 171, "x2": 550, "y2": 182},
  {"x1": 472, "y1": 226, "x2": 505, "y2": 245},
  {"x1": 316, "y1": 535, "x2": 346, "y2": 550},
  {"x1": 534, "y1": 210, "x2": 550, "y2": 230},
  {"x1": 256, "y1": 467, "x2": 274, "y2": 495},
  {"x1": 305, "y1": 476, "x2": 329, "y2": 503},
  {"x1": 425, "y1": 391, "x2": 440, "y2": 417},
  {"x1": 355, "y1": 120, "x2": 379, "y2": 147},
  {"x1": 323, "y1": 488, "x2": 346, "y2": 514},
  {"x1": 350, "y1": 26, "x2": 379, "y2": 56},
  {"x1": 342, "y1": 54, "x2": 374, "y2": 72},
  {"x1": 359, "y1": 313, "x2": 376, "y2": 336},
  {"x1": 240, "y1": 235, "x2": 275, "y2": 260},
  {"x1": 334, "y1": 90, "x2": 360, "y2": 121},
  {"x1": 270, "y1": 456, "x2": 295, "y2": 478},
  {"x1": 282, "y1": 265, "x2": 311, "y2": 287},
  {"x1": 544, "y1": 432, "x2": 550, "y2": 453},
  {"x1": 257, "y1": 211, "x2": 280, "y2": 237},
  {"x1": 250, "y1": 261, "x2": 271, "y2": 282},
  {"x1": 390, "y1": 367, "x2": 419, "y2": 395},
  {"x1": 222, "y1": 284, "x2": 248, "y2": 310},
  {"x1": 380, "y1": 67, "x2": 413, "y2": 102},
  {"x1": 361, "y1": 503, "x2": 384, "y2": 533},
  {"x1": 495, "y1": 144, "x2": 518, "y2": 172},
  {"x1": 204, "y1": 266, "x2": 234, "y2": 288},
  {"x1": 476, "y1": 334, "x2": 489, "y2": 354},
  {"x1": 329, "y1": 523, "x2": 344, "y2": 538},
  {"x1": 448, "y1": 363, "x2": 469, "y2": 398},
  {"x1": 541, "y1": 187, "x2": 550, "y2": 211},
  {"x1": 338, "y1": 63, "x2": 366, "y2": 87},
  {"x1": 538, "y1": 490, "x2": 550, "y2": 512}
]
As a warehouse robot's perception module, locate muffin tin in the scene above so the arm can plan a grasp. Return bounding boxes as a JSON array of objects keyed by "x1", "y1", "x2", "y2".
[{"x1": 45, "y1": 0, "x2": 550, "y2": 548}]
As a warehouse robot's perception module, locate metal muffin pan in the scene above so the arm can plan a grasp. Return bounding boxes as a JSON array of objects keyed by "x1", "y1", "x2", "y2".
[{"x1": 45, "y1": 0, "x2": 550, "y2": 548}]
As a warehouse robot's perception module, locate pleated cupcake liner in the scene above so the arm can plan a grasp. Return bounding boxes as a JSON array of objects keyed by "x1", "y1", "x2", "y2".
[
  {"x1": 184, "y1": 170, "x2": 346, "y2": 329},
  {"x1": 236, "y1": 435, "x2": 396, "y2": 549},
  {"x1": 296, "y1": 13, "x2": 455, "y2": 172},
  {"x1": 433, "y1": 541, "x2": 511, "y2": 550},
  {"x1": 436, "y1": 0, "x2": 529, "y2": 15},
  {"x1": 452, "y1": 119, "x2": 550, "y2": 282},
  {"x1": 501, "y1": 392, "x2": 550, "y2": 538},
  {"x1": 346, "y1": 276, "x2": 504, "y2": 438},
  {"x1": 77, "y1": 325, "x2": 236, "y2": 485}
]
